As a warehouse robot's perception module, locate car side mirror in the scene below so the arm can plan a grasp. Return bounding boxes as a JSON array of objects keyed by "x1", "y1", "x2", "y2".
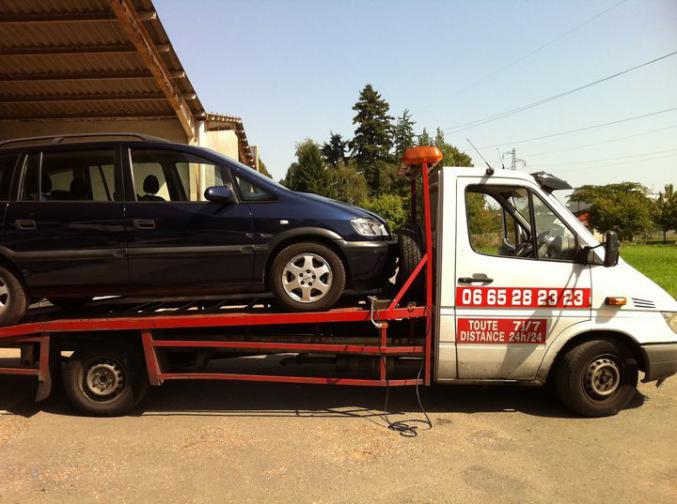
[
  {"x1": 603, "y1": 230, "x2": 620, "y2": 267},
  {"x1": 204, "y1": 185, "x2": 234, "y2": 204}
]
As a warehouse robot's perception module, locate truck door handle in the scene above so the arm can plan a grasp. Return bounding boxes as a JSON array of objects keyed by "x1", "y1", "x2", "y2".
[
  {"x1": 133, "y1": 219, "x2": 156, "y2": 230},
  {"x1": 15, "y1": 219, "x2": 36, "y2": 230},
  {"x1": 458, "y1": 274, "x2": 493, "y2": 284}
]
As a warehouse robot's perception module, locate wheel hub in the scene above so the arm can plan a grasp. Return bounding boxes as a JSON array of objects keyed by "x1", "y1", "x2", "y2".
[
  {"x1": 282, "y1": 253, "x2": 333, "y2": 303},
  {"x1": 85, "y1": 360, "x2": 125, "y2": 399},
  {"x1": 0, "y1": 276, "x2": 10, "y2": 315},
  {"x1": 584, "y1": 357, "x2": 621, "y2": 398}
]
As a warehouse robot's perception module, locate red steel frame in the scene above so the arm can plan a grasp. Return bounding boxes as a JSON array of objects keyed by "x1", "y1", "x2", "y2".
[{"x1": 0, "y1": 161, "x2": 436, "y2": 399}]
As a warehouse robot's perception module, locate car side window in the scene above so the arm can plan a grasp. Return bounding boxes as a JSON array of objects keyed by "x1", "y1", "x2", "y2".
[
  {"x1": 130, "y1": 149, "x2": 227, "y2": 202},
  {"x1": 21, "y1": 150, "x2": 118, "y2": 202},
  {"x1": 0, "y1": 155, "x2": 18, "y2": 201},
  {"x1": 466, "y1": 186, "x2": 533, "y2": 258},
  {"x1": 233, "y1": 174, "x2": 274, "y2": 202}
]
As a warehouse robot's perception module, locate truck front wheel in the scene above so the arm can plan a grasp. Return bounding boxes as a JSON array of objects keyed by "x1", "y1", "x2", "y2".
[
  {"x1": 555, "y1": 338, "x2": 638, "y2": 417},
  {"x1": 62, "y1": 342, "x2": 148, "y2": 416}
]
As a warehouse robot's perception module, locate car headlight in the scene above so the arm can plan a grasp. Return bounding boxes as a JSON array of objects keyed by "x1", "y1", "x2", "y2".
[
  {"x1": 351, "y1": 217, "x2": 388, "y2": 237},
  {"x1": 662, "y1": 312, "x2": 677, "y2": 334}
]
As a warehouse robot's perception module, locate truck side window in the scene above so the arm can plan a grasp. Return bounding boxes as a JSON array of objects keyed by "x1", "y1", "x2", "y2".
[
  {"x1": 466, "y1": 186, "x2": 533, "y2": 258},
  {"x1": 531, "y1": 193, "x2": 578, "y2": 261}
]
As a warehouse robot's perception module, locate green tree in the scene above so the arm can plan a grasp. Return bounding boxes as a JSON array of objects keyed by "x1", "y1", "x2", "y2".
[
  {"x1": 393, "y1": 109, "x2": 416, "y2": 159},
  {"x1": 282, "y1": 140, "x2": 333, "y2": 197},
  {"x1": 321, "y1": 132, "x2": 348, "y2": 168},
  {"x1": 434, "y1": 127, "x2": 473, "y2": 167},
  {"x1": 330, "y1": 160, "x2": 369, "y2": 205},
  {"x1": 350, "y1": 84, "x2": 394, "y2": 194},
  {"x1": 569, "y1": 182, "x2": 653, "y2": 241},
  {"x1": 417, "y1": 128, "x2": 432, "y2": 146},
  {"x1": 363, "y1": 193, "x2": 408, "y2": 231},
  {"x1": 652, "y1": 183, "x2": 677, "y2": 242},
  {"x1": 257, "y1": 159, "x2": 271, "y2": 178}
]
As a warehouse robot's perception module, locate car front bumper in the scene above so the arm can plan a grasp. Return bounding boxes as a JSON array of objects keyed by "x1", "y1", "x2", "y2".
[
  {"x1": 337, "y1": 239, "x2": 396, "y2": 290},
  {"x1": 641, "y1": 342, "x2": 677, "y2": 382}
]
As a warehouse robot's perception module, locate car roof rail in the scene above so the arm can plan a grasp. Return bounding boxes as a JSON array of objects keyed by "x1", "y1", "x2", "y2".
[{"x1": 0, "y1": 132, "x2": 170, "y2": 149}]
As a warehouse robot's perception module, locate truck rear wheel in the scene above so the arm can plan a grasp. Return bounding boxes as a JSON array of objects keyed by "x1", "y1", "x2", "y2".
[
  {"x1": 62, "y1": 342, "x2": 148, "y2": 416},
  {"x1": 555, "y1": 338, "x2": 638, "y2": 417}
]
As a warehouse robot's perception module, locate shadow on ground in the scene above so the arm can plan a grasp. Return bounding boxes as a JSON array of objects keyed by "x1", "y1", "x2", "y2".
[{"x1": 0, "y1": 373, "x2": 646, "y2": 422}]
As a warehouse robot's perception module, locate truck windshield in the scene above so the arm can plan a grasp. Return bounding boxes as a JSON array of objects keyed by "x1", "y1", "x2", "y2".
[{"x1": 545, "y1": 191, "x2": 600, "y2": 247}]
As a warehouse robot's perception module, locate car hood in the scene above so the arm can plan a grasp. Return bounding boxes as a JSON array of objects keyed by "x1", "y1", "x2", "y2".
[{"x1": 296, "y1": 192, "x2": 387, "y2": 224}]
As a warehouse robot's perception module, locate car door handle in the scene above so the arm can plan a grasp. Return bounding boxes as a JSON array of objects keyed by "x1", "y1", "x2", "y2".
[
  {"x1": 458, "y1": 274, "x2": 493, "y2": 284},
  {"x1": 133, "y1": 219, "x2": 156, "y2": 230},
  {"x1": 15, "y1": 219, "x2": 36, "y2": 230}
]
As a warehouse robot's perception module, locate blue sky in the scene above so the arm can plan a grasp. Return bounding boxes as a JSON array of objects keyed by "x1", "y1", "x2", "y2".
[{"x1": 155, "y1": 0, "x2": 677, "y2": 192}]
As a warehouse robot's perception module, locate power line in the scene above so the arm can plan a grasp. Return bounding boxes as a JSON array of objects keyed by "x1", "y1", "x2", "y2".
[
  {"x1": 525, "y1": 123, "x2": 677, "y2": 157},
  {"x1": 444, "y1": 0, "x2": 629, "y2": 100},
  {"x1": 555, "y1": 151, "x2": 677, "y2": 173},
  {"x1": 480, "y1": 105, "x2": 677, "y2": 148},
  {"x1": 534, "y1": 146, "x2": 677, "y2": 167},
  {"x1": 443, "y1": 49, "x2": 677, "y2": 134}
]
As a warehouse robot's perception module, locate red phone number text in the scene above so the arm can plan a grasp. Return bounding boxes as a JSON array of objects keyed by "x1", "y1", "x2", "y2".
[{"x1": 456, "y1": 287, "x2": 591, "y2": 308}]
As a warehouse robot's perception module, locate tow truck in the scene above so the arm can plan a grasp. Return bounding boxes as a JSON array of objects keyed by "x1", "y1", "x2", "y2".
[{"x1": 1, "y1": 146, "x2": 676, "y2": 418}]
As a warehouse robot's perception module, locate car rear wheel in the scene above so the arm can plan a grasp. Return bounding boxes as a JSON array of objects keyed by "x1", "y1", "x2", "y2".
[
  {"x1": 555, "y1": 338, "x2": 638, "y2": 417},
  {"x1": 0, "y1": 265, "x2": 28, "y2": 326},
  {"x1": 270, "y1": 242, "x2": 345, "y2": 311}
]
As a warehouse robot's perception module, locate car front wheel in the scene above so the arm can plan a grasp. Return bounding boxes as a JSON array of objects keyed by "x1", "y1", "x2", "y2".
[{"x1": 270, "y1": 242, "x2": 346, "y2": 311}]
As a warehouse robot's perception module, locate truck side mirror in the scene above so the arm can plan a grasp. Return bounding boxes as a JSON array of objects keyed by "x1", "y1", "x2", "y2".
[
  {"x1": 204, "y1": 185, "x2": 234, "y2": 204},
  {"x1": 603, "y1": 230, "x2": 620, "y2": 267}
]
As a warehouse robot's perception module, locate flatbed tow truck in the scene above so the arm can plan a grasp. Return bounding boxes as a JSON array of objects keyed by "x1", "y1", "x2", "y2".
[{"x1": 1, "y1": 146, "x2": 676, "y2": 418}]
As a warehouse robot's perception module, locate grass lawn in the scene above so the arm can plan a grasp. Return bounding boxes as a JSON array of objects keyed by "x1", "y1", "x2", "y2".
[{"x1": 621, "y1": 244, "x2": 677, "y2": 299}]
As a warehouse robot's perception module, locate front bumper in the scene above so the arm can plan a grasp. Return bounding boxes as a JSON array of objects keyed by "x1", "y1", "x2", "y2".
[
  {"x1": 641, "y1": 342, "x2": 677, "y2": 382},
  {"x1": 337, "y1": 239, "x2": 396, "y2": 290}
]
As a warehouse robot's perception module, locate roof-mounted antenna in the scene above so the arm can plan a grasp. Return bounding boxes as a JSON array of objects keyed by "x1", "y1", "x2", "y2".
[
  {"x1": 496, "y1": 148, "x2": 506, "y2": 169},
  {"x1": 466, "y1": 138, "x2": 494, "y2": 175}
]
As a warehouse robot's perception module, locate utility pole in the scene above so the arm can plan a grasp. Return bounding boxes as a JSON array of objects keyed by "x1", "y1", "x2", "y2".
[{"x1": 502, "y1": 148, "x2": 526, "y2": 170}]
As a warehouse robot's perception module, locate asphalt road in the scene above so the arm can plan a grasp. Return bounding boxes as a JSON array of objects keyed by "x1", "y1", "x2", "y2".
[{"x1": 1, "y1": 370, "x2": 676, "y2": 503}]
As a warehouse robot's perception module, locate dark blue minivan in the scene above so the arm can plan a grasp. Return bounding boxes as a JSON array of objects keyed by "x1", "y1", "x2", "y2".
[{"x1": 0, "y1": 134, "x2": 393, "y2": 325}]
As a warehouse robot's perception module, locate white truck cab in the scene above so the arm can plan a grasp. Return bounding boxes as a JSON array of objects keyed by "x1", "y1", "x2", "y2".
[{"x1": 431, "y1": 165, "x2": 677, "y2": 416}]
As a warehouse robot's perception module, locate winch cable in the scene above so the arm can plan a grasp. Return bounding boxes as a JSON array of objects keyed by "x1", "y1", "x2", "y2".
[{"x1": 378, "y1": 305, "x2": 432, "y2": 437}]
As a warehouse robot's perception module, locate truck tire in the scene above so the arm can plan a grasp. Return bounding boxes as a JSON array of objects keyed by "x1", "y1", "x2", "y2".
[
  {"x1": 62, "y1": 342, "x2": 148, "y2": 416},
  {"x1": 0, "y1": 265, "x2": 28, "y2": 327},
  {"x1": 555, "y1": 338, "x2": 638, "y2": 417},
  {"x1": 397, "y1": 227, "x2": 424, "y2": 297},
  {"x1": 270, "y1": 242, "x2": 346, "y2": 311}
]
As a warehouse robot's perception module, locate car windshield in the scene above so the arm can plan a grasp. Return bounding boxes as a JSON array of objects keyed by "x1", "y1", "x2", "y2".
[{"x1": 207, "y1": 148, "x2": 289, "y2": 192}]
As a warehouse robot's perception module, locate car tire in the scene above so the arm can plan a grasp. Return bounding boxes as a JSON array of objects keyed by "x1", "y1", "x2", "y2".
[
  {"x1": 270, "y1": 242, "x2": 346, "y2": 311},
  {"x1": 397, "y1": 227, "x2": 424, "y2": 297},
  {"x1": 48, "y1": 297, "x2": 93, "y2": 310},
  {"x1": 0, "y1": 265, "x2": 28, "y2": 326},
  {"x1": 555, "y1": 338, "x2": 638, "y2": 417},
  {"x1": 62, "y1": 342, "x2": 148, "y2": 416}
]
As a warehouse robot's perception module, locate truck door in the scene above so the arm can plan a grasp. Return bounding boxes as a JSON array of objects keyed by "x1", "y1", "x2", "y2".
[{"x1": 454, "y1": 177, "x2": 591, "y2": 379}]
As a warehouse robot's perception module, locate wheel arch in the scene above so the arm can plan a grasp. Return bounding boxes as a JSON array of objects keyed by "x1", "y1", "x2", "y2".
[{"x1": 543, "y1": 329, "x2": 647, "y2": 384}]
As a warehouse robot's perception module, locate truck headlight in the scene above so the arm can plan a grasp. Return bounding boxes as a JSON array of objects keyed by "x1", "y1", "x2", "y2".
[
  {"x1": 351, "y1": 217, "x2": 388, "y2": 237},
  {"x1": 662, "y1": 312, "x2": 677, "y2": 334}
]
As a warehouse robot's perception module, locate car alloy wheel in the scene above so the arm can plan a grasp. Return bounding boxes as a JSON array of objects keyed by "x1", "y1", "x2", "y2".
[{"x1": 281, "y1": 253, "x2": 333, "y2": 303}]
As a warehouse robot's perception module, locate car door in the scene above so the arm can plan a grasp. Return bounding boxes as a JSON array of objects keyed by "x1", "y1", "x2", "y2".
[
  {"x1": 2, "y1": 146, "x2": 127, "y2": 295},
  {"x1": 123, "y1": 146, "x2": 255, "y2": 294},
  {"x1": 454, "y1": 177, "x2": 592, "y2": 380}
]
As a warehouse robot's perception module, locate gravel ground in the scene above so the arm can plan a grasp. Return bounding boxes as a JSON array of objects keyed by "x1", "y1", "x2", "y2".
[{"x1": 1, "y1": 368, "x2": 676, "y2": 503}]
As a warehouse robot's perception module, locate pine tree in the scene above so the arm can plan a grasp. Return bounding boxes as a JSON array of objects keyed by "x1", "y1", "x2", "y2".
[
  {"x1": 321, "y1": 132, "x2": 348, "y2": 168},
  {"x1": 283, "y1": 140, "x2": 333, "y2": 197},
  {"x1": 417, "y1": 128, "x2": 432, "y2": 146},
  {"x1": 393, "y1": 109, "x2": 416, "y2": 159},
  {"x1": 350, "y1": 84, "x2": 394, "y2": 194}
]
